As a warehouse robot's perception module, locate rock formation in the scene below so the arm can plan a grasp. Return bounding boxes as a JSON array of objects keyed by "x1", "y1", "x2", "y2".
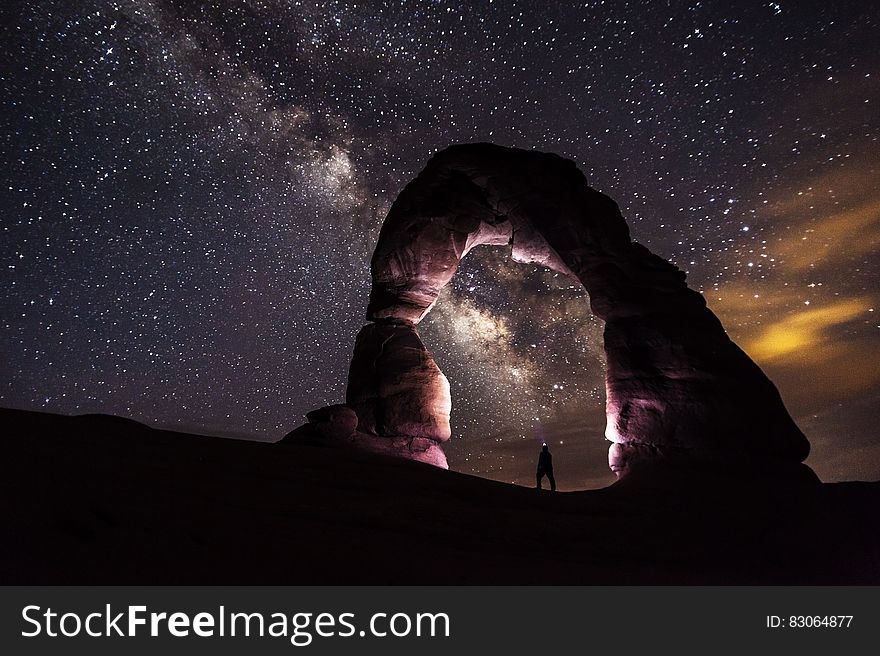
[
  {"x1": 288, "y1": 143, "x2": 810, "y2": 478},
  {"x1": 345, "y1": 323, "x2": 451, "y2": 445},
  {"x1": 280, "y1": 398, "x2": 447, "y2": 467}
]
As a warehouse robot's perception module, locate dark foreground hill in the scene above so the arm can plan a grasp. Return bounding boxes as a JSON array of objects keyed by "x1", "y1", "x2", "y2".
[{"x1": 1, "y1": 407, "x2": 878, "y2": 584}]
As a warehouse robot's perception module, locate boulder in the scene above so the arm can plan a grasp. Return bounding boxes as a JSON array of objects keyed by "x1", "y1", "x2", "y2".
[{"x1": 306, "y1": 404, "x2": 358, "y2": 441}]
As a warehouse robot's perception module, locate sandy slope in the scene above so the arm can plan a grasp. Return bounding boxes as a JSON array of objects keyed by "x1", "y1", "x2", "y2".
[{"x1": 1, "y1": 408, "x2": 877, "y2": 584}]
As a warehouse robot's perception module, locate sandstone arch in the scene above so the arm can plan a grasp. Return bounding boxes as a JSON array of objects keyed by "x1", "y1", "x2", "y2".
[{"x1": 290, "y1": 143, "x2": 810, "y2": 478}]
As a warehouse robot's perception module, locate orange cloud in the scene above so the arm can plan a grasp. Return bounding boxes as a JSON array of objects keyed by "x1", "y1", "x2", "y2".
[
  {"x1": 761, "y1": 164, "x2": 880, "y2": 271},
  {"x1": 770, "y1": 199, "x2": 880, "y2": 271},
  {"x1": 702, "y1": 156, "x2": 880, "y2": 390},
  {"x1": 743, "y1": 298, "x2": 869, "y2": 363}
]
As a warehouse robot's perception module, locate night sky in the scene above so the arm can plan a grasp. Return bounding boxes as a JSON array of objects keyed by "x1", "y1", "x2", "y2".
[{"x1": 3, "y1": 0, "x2": 878, "y2": 489}]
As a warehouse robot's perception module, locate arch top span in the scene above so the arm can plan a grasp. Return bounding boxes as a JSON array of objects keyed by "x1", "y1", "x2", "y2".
[
  {"x1": 287, "y1": 143, "x2": 812, "y2": 480},
  {"x1": 367, "y1": 143, "x2": 632, "y2": 325}
]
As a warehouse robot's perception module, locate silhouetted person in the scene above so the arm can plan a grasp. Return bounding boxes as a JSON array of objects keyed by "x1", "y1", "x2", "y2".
[{"x1": 536, "y1": 443, "x2": 556, "y2": 491}]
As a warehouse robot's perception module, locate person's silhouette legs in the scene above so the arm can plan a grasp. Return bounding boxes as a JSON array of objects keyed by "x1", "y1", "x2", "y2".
[{"x1": 536, "y1": 470, "x2": 555, "y2": 491}]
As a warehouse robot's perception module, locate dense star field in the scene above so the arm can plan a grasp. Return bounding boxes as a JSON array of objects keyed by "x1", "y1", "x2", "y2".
[{"x1": 2, "y1": 1, "x2": 878, "y2": 489}]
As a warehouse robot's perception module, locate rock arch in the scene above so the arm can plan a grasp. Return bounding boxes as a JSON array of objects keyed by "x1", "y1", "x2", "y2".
[{"x1": 290, "y1": 143, "x2": 810, "y2": 478}]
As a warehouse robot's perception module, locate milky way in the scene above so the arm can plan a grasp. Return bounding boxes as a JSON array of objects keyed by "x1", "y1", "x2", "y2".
[{"x1": 2, "y1": 0, "x2": 878, "y2": 489}]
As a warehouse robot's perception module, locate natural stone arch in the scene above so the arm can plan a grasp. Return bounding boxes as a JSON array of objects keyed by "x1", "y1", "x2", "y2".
[{"x1": 290, "y1": 143, "x2": 810, "y2": 478}]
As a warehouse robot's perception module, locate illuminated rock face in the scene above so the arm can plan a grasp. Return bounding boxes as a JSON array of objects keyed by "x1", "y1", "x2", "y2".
[
  {"x1": 280, "y1": 399, "x2": 447, "y2": 468},
  {"x1": 346, "y1": 323, "x2": 451, "y2": 447},
  {"x1": 314, "y1": 143, "x2": 809, "y2": 476}
]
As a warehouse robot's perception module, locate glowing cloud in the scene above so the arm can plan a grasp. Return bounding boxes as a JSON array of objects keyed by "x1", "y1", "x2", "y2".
[
  {"x1": 762, "y1": 165, "x2": 880, "y2": 271},
  {"x1": 771, "y1": 199, "x2": 880, "y2": 271},
  {"x1": 744, "y1": 298, "x2": 869, "y2": 362}
]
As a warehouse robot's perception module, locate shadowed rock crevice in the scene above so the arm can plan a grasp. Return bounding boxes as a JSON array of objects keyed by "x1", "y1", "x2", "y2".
[{"x1": 286, "y1": 143, "x2": 810, "y2": 479}]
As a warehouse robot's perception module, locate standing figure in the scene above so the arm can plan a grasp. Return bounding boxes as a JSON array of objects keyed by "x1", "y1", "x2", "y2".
[{"x1": 536, "y1": 443, "x2": 556, "y2": 491}]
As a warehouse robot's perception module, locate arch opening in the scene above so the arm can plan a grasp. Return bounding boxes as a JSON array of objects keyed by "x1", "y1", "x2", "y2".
[{"x1": 416, "y1": 248, "x2": 609, "y2": 485}]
